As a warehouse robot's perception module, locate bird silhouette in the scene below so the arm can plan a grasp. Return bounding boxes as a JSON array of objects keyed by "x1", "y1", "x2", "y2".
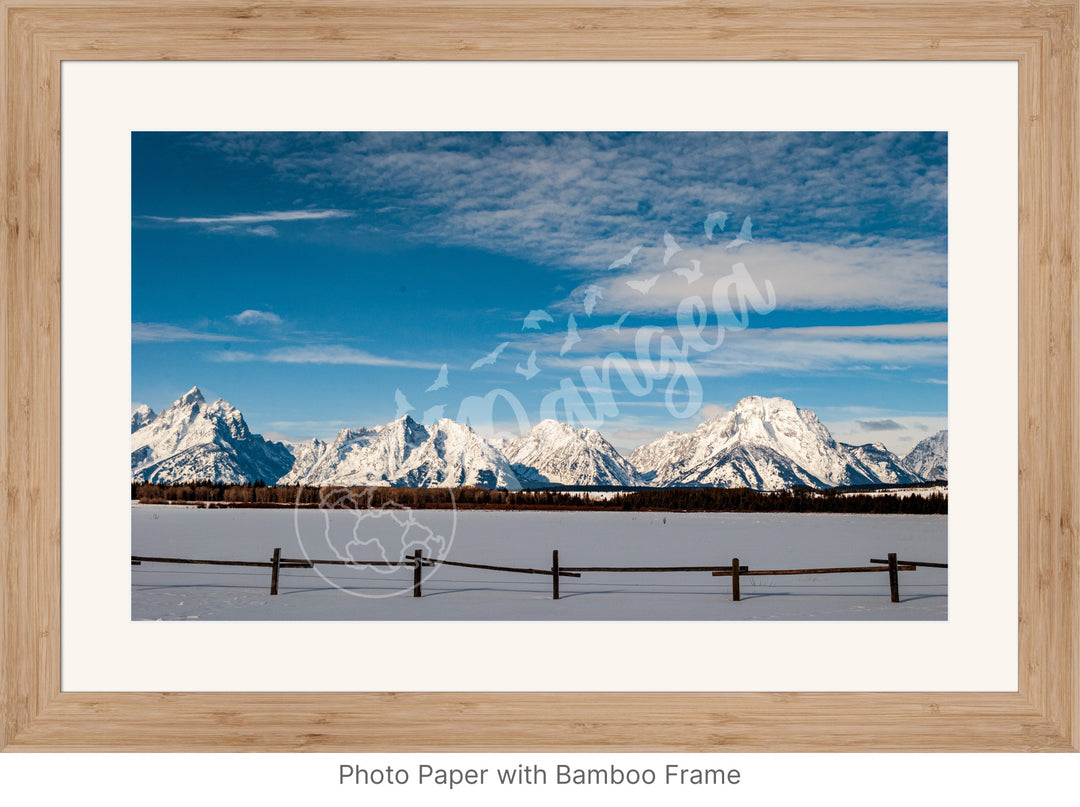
[
  {"x1": 422, "y1": 404, "x2": 445, "y2": 424},
  {"x1": 662, "y1": 231, "x2": 683, "y2": 265},
  {"x1": 522, "y1": 309, "x2": 554, "y2": 330},
  {"x1": 561, "y1": 314, "x2": 581, "y2": 355},
  {"x1": 597, "y1": 311, "x2": 631, "y2": 332},
  {"x1": 394, "y1": 389, "x2": 414, "y2": 417},
  {"x1": 726, "y1": 216, "x2": 753, "y2": 250},
  {"x1": 704, "y1": 211, "x2": 731, "y2": 240},
  {"x1": 609, "y1": 245, "x2": 643, "y2": 270},
  {"x1": 515, "y1": 351, "x2": 540, "y2": 380},
  {"x1": 470, "y1": 341, "x2": 510, "y2": 370},
  {"x1": 673, "y1": 259, "x2": 703, "y2": 283},
  {"x1": 626, "y1": 274, "x2": 660, "y2": 294},
  {"x1": 583, "y1": 285, "x2": 603, "y2": 316},
  {"x1": 425, "y1": 363, "x2": 449, "y2": 392}
]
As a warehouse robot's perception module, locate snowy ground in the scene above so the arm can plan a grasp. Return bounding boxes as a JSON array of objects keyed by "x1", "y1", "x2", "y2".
[{"x1": 132, "y1": 504, "x2": 946, "y2": 621}]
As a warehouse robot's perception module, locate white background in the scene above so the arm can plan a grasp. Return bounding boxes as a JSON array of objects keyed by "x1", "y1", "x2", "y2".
[
  {"x1": 2, "y1": 57, "x2": 1067, "y2": 807},
  {"x1": 61, "y1": 61, "x2": 1016, "y2": 693}
]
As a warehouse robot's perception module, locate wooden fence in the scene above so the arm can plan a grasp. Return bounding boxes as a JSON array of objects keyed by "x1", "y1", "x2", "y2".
[{"x1": 132, "y1": 549, "x2": 943, "y2": 603}]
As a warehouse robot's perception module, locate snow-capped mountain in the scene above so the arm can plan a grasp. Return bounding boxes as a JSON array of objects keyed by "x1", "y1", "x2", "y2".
[
  {"x1": 630, "y1": 396, "x2": 920, "y2": 490},
  {"x1": 502, "y1": 419, "x2": 645, "y2": 487},
  {"x1": 841, "y1": 442, "x2": 924, "y2": 485},
  {"x1": 132, "y1": 387, "x2": 942, "y2": 492},
  {"x1": 279, "y1": 437, "x2": 328, "y2": 481},
  {"x1": 130, "y1": 387, "x2": 295, "y2": 484},
  {"x1": 130, "y1": 404, "x2": 156, "y2": 433},
  {"x1": 902, "y1": 429, "x2": 948, "y2": 481},
  {"x1": 404, "y1": 418, "x2": 521, "y2": 489},
  {"x1": 279, "y1": 416, "x2": 521, "y2": 490},
  {"x1": 626, "y1": 427, "x2": 699, "y2": 485}
]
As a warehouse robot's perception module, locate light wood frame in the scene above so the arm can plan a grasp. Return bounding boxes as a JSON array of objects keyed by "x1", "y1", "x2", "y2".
[{"x1": 1, "y1": 0, "x2": 1076, "y2": 752}]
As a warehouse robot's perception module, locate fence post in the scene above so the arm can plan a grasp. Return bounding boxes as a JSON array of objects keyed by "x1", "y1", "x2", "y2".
[
  {"x1": 270, "y1": 547, "x2": 281, "y2": 596},
  {"x1": 552, "y1": 549, "x2": 560, "y2": 600},
  {"x1": 413, "y1": 549, "x2": 423, "y2": 598},
  {"x1": 731, "y1": 557, "x2": 741, "y2": 602},
  {"x1": 888, "y1": 552, "x2": 900, "y2": 603}
]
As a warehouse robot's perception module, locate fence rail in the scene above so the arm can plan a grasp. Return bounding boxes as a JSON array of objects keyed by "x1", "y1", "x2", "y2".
[
  {"x1": 561, "y1": 565, "x2": 748, "y2": 573},
  {"x1": 422, "y1": 557, "x2": 581, "y2": 578},
  {"x1": 870, "y1": 557, "x2": 948, "y2": 568},
  {"x1": 712, "y1": 552, "x2": 920, "y2": 602},
  {"x1": 130, "y1": 555, "x2": 311, "y2": 569},
  {"x1": 132, "y1": 548, "x2": 945, "y2": 603}
]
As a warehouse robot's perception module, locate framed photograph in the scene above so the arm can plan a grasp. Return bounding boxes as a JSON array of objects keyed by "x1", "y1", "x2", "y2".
[
  {"x1": 127, "y1": 128, "x2": 949, "y2": 625},
  {"x1": 2, "y1": 1, "x2": 1076, "y2": 751}
]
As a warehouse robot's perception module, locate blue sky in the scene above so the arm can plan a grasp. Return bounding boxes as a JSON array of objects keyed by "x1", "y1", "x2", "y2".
[{"x1": 132, "y1": 132, "x2": 947, "y2": 455}]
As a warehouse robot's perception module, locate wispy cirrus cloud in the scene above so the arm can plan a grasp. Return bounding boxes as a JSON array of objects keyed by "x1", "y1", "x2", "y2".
[
  {"x1": 208, "y1": 344, "x2": 439, "y2": 369},
  {"x1": 141, "y1": 208, "x2": 351, "y2": 226},
  {"x1": 579, "y1": 239, "x2": 946, "y2": 314},
  {"x1": 137, "y1": 208, "x2": 351, "y2": 237},
  {"x1": 516, "y1": 320, "x2": 946, "y2": 380},
  {"x1": 132, "y1": 322, "x2": 251, "y2": 343},
  {"x1": 194, "y1": 132, "x2": 947, "y2": 306}
]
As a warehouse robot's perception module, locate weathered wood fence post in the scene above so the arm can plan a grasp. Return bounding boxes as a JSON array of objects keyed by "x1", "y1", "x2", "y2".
[
  {"x1": 888, "y1": 552, "x2": 900, "y2": 603},
  {"x1": 270, "y1": 547, "x2": 281, "y2": 596},
  {"x1": 552, "y1": 549, "x2": 560, "y2": 600},
  {"x1": 413, "y1": 548, "x2": 423, "y2": 598},
  {"x1": 731, "y1": 557, "x2": 741, "y2": 602}
]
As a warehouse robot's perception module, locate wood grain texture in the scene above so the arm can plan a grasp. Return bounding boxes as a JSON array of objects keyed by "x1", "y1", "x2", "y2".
[{"x1": 1, "y1": 0, "x2": 1076, "y2": 752}]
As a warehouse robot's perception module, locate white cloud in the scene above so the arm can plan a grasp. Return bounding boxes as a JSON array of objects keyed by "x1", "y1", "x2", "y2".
[
  {"x1": 132, "y1": 322, "x2": 249, "y2": 343},
  {"x1": 138, "y1": 208, "x2": 350, "y2": 237},
  {"x1": 691, "y1": 333, "x2": 946, "y2": 377},
  {"x1": 699, "y1": 403, "x2": 730, "y2": 422},
  {"x1": 196, "y1": 133, "x2": 947, "y2": 310},
  {"x1": 229, "y1": 309, "x2": 283, "y2": 326},
  {"x1": 207, "y1": 344, "x2": 439, "y2": 369},
  {"x1": 507, "y1": 319, "x2": 946, "y2": 379},
  {"x1": 143, "y1": 209, "x2": 351, "y2": 226},
  {"x1": 588, "y1": 239, "x2": 946, "y2": 314}
]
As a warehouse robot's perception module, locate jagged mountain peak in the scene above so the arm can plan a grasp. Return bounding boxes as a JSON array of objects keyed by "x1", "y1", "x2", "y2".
[
  {"x1": 177, "y1": 385, "x2": 205, "y2": 406},
  {"x1": 385, "y1": 412, "x2": 427, "y2": 434},
  {"x1": 504, "y1": 419, "x2": 643, "y2": 488},
  {"x1": 632, "y1": 398, "x2": 926, "y2": 490},
  {"x1": 132, "y1": 386, "x2": 945, "y2": 492},
  {"x1": 131, "y1": 387, "x2": 293, "y2": 484},
  {"x1": 279, "y1": 411, "x2": 519, "y2": 490},
  {"x1": 131, "y1": 404, "x2": 157, "y2": 433},
  {"x1": 902, "y1": 429, "x2": 948, "y2": 481},
  {"x1": 732, "y1": 394, "x2": 798, "y2": 413}
]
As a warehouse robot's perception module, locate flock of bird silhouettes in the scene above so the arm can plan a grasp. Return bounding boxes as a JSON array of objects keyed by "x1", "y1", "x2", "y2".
[{"x1": 394, "y1": 212, "x2": 754, "y2": 418}]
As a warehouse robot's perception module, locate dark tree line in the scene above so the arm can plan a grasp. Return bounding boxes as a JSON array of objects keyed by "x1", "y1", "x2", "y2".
[{"x1": 132, "y1": 481, "x2": 946, "y2": 515}]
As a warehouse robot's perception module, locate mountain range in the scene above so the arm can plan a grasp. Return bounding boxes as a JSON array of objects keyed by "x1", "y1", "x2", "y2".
[
  {"x1": 132, "y1": 387, "x2": 948, "y2": 490},
  {"x1": 130, "y1": 387, "x2": 295, "y2": 485}
]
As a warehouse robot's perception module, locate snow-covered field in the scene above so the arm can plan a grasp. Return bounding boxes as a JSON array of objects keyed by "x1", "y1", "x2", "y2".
[{"x1": 132, "y1": 504, "x2": 947, "y2": 621}]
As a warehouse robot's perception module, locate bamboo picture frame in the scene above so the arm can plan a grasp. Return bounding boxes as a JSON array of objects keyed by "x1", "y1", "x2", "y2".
[{"x1": 1, "y1": 0, "x2": 1076, "y2": 752}]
